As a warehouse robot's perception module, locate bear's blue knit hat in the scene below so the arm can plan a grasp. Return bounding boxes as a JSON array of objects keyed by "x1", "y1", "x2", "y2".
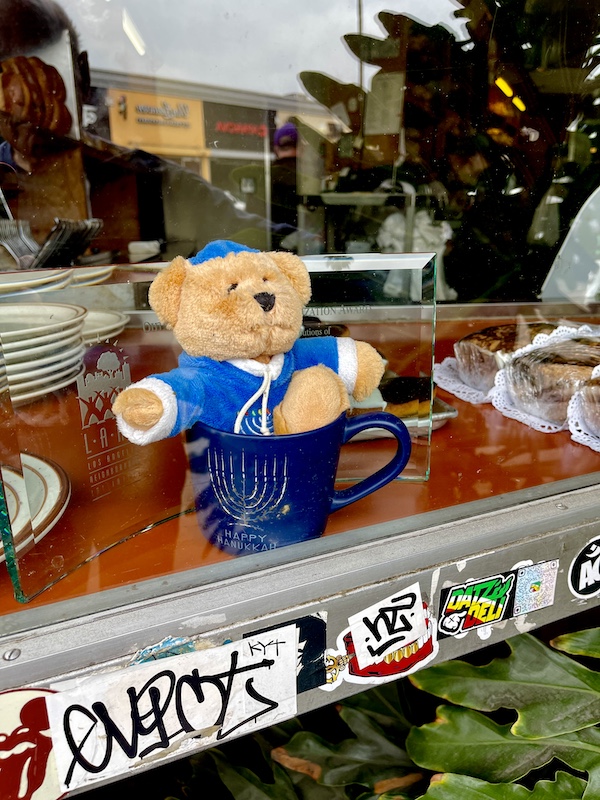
[{"x1": 189, "y1": 240, "x2": 258, "y2": 265}]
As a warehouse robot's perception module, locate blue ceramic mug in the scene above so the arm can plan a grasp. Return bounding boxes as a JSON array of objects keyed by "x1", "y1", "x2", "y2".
[{"x1": 186, "y1": 411, "x2": 411, "y2": 555}]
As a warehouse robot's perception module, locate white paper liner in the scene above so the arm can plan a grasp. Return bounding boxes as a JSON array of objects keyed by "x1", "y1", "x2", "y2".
[
  {"x1": 509, "y1": 324, "x2": 596, "y2": 358},
  {"x1": 490, "y1": 324, "x2": 598, "y2": 434},
  {"x1": 568, "y1": 363, "x2": 600, "y2": 452},
  {"x1": 433, "y1": 357, "x2": 492, "y2": 405}
]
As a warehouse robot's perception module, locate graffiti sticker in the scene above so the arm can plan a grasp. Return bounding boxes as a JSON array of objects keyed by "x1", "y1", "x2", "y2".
[
  {"x1": 0, "y1": 688, "x2": 63, "y2": 800},
  {"x1": 568, "y1": 536, "x2": 600, "y2": 599},
  {"x1": 244, "y1": 613, "x2": 327, "y2": 692},
  {"x1": 322, "y1": 585, "x2": 438, "y2": 690},
  {"x1": 438, "y1": 572, "x2": 515, "y2": 637},
  {"x1": 47, "y1": 625, "x2": 297, "y2": 792},
  {"x1": 347, "y1": 582, "x2": 428, "y2": 670}
]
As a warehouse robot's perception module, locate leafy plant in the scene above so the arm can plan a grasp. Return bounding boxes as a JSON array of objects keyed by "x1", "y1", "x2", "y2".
[
  {"x1": 407, "y1": 633, "x2": 600, "y2": 737},
  {"x1": 406, "y1": 628, "x2": 600, "y2": 799}
]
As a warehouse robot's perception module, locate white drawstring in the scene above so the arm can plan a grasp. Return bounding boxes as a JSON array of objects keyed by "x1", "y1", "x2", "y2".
[{"x1": 234, "y1": 365, "x2": 274, "y2": 435}]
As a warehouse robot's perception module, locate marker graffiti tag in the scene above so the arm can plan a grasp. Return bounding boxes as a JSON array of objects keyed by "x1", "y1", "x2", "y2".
[{"x1": 47, "y1": 626, "x2": 297, "y2": 792}]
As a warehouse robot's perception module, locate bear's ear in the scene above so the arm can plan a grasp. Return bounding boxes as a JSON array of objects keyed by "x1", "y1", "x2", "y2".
[
  {"x1": 148, "y1": 256, "x2": 189, "y2": 328},
  {"x1": 267, "y1": 251, "x2": 312, "y2": 305}
]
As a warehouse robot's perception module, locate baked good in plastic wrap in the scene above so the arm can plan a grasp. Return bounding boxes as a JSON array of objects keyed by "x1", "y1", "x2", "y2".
[
  {"x1": 435, "y1": 322, "x2": 556, "y2": 404},
  {"x1": 493, "y1": 329, "x2": 600, "y2": 431},
  {"x1": 454, "y1": 323, "x2": 557, "y2": 393},
  {"x1": 580, "y1": 378, "x2": 600, "y2": 437},
  {"x1": 568, "y1": 365, "x2": 600, "y2": 452}
]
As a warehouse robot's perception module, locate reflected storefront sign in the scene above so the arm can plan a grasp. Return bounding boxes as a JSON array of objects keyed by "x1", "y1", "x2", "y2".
[
  {"x1": 203, "y1": 102, "x2": 272, "y2": 152},
  {"x1": 106, "y1": 88, "x2": 206, "y2": 157}
]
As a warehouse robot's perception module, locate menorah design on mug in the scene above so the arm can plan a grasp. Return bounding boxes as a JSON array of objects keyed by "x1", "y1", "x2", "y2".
[{"x1": 207, "y1": 444, "x2": 290, "y2": 523}]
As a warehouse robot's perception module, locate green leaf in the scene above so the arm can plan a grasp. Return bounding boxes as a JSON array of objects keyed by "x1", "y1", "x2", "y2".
[
  {"x1": 210, "y1": 749, "x2": 299, "y2": 800},
  {"x1": 409, "y1": 634, "x2": 600, "y2": 737},
  {"x1": 406, "y1": 705, "x2": 600, "y2": 785},
  {"x1": 278, "y1": 706, "x2": 413, "y2": 788},
  {"x1": 418, "y1": 770, "x2": 587, "y2": 799},
  {"x1": 288, "y1": 771, "x2": 352, "y2": 800},
  {"x1": 551, "y1": 629, "x2": 600, "y2": 660},
  {"x1": 339, "y1": 683, "x2": 412, "y2": 739},
  {"x1": 338, "y1": 707, "x2": 413, "y2": 765}
]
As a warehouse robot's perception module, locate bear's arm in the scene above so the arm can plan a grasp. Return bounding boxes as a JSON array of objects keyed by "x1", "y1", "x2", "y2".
[
  {"x1": 292, "y1": 336, "x2": 382, "y2": 400},
  {"x1": 293, "y1": 336, "x2": 360, "y2": 393},
  {"x1": 114, "y1": 371, "x2": 207, "y2": 445}
]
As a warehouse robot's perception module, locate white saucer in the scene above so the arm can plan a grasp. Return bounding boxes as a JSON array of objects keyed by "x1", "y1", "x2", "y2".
[
  {"x1": 0, "y1": 269, "x2": 74, "y2": 294},
  {"x1": 0, "y1": 453, "x2": 71, "y2": 563},
  {"x1": 82, "y1": 309, "x2": 129, "y2": 342},
  {"x1": 7, "y1": 341, "x2": 84, "y2": 380},
  {"x1": 3, "y1": 330, "x2": 83, "y2": 364},
  {"x1": 10, "y1": 358, "x2": 84, "y2": 393},
  {"x1": 72, "y1": 266, "x2": 115, "y2": 286},
  {"x1": 0, "y1": 303, "x2": 87, "y2": 345},
  {"x1": 18, "y1": 272, "x2": 75, "y2": 295},
  {"x1": 1, "y1": 466, "x2": 34, "y2": 557},
  {"x1": 10, "y1": 364, "x2": 84, "y2": 407}
]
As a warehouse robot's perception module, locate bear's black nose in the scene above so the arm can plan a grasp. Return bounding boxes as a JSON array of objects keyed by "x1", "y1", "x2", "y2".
[{"x1": 254, "y1": 292, "x2": 275, "y2": 312}]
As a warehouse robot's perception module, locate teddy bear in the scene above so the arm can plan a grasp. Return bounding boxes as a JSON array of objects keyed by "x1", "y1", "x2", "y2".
[{"x1": 112, "y1": 240, "x2": 385, "y2": 443}]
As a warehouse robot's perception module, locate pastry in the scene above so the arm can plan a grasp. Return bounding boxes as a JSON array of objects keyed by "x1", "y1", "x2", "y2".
[
  {"x1": 380, "y1": 375, "x2": 434, "y2": 417},
  {"x1": 505, "y1": 337, "x2": 600, "y2": 423},
  {"x1": 0, "y1": 55, "x2": 71, "y2": 136},
  {"x1": 350, "y1": 373, "x2": 435, "y2": 418},
  {"x1": 579, "y1": 377, "x2": 600, "y2": 437},
  {"x1": 453, "y1": 322, "x2": 556, "y2": 393}
]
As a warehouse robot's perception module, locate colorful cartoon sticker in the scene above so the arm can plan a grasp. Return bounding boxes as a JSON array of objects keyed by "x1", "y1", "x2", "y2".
[
  {"x1": 322, "y1": 597, "x2": 438, "y2": 690},
  {"x1": 0, "y1": 688, "x2": 63, "y2": 800},
  {"x1": 438, "y1": 573, "x2": 515, "y2": 637},
  {"x1": 568, "y1": 536, "x2": 600, "y2": 599},
  {"x1": 438, "y1": 561, "x2": 559, "y2": 638}
]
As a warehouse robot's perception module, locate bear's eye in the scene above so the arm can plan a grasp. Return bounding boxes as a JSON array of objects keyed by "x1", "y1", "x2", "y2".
[
  {"x1": 262, "y1": 277, "x2": 269, "y2": 282},
  {"x1": 228, "y1": 283, "x2": 238, "y2": 292}
]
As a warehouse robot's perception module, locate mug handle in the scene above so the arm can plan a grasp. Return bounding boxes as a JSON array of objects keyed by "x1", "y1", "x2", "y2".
[{"x1": 329, "y1": 412, "x2": 412, "y2": 513}]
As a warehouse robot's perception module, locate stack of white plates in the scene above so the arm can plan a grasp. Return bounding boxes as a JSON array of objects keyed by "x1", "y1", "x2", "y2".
[
  {"x1": 0, "y1": 453, "x2": 71, "y2": 562},
  {"x1": 82, "y1": 309, "x2": 129, "y2": 344},
  {"x1": 0, "y1": 302, "x2": 87, "y2": 406},
  {"x1": 71, "y1": 265, "x2": 115, "y2": 286},
  {"x1": 0, "y1": 268, "x2": 74, "y2": 296}
]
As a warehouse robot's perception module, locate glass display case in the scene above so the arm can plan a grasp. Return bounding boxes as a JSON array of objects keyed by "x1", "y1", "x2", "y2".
[
  {"x1": 0, "y1": 0, "x2": 599, "y2": 796},
  {"x1": 0, "y1": 252, "x2": 437, "y2": 602}
]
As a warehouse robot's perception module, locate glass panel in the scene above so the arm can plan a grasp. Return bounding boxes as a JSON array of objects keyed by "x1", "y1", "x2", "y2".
[
  {"x1": 0, "y1": 253, "x2": 434, "y2": 601},
  {"x1": 0, "y1": 0, "x2": 599, "y2": 616}
]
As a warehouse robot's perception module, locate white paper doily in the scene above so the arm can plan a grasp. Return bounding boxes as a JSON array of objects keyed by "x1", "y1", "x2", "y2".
[
  {"x1": 433, "y1": 357, "x2": 492, "y2": 404},
  {"x1": 508, "y1": 324, "x2": 592, "y2": 360},
  {"x1": 568, "y1": 364, "x2": 600, "y2": 452}
]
